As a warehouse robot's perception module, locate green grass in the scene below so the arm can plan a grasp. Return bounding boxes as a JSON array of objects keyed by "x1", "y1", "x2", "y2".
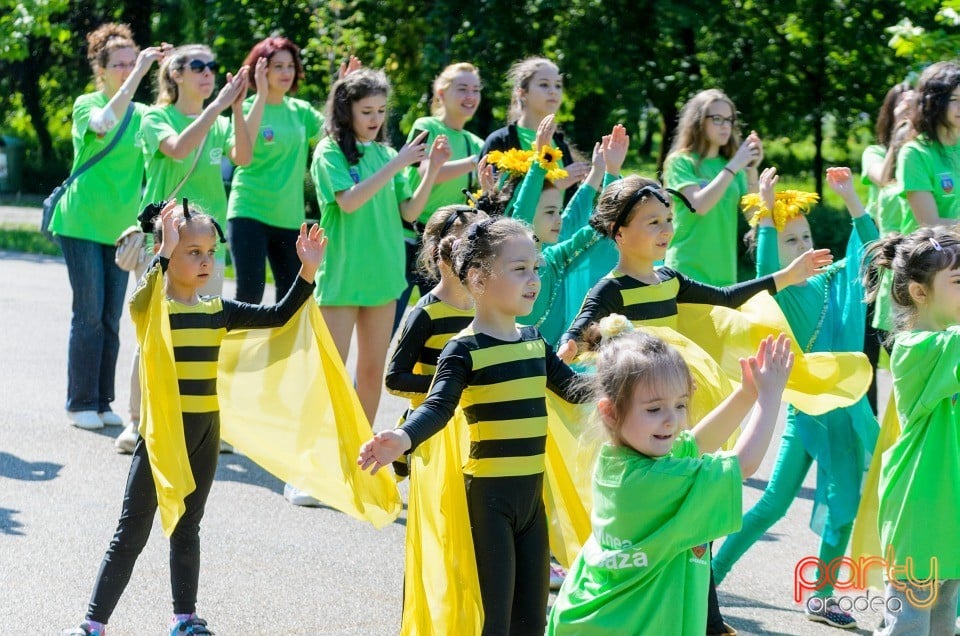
[{"x1": 0, "y1": 225, "x2": 61, "y2": 256}]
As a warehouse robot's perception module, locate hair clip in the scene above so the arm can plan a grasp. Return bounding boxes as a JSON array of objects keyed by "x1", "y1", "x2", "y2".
[
  {"x1": 138, "y1": 200, "x2": 166, "y2": 233},
  {"x1": 930, "y1": 237, "x2": 943, "y2": 252},
  {"x1": 462, "y1": 188, "x2": 480, "y2": 207}
]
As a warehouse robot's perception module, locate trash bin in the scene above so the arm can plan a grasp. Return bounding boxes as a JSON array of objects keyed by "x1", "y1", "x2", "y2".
[{"x1": 0, "y1": 136, "x2": 25, "y2": 193}]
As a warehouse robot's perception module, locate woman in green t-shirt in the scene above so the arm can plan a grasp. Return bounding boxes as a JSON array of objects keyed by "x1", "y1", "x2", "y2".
[
  {"x1": 663, "y1": 89, "x2": 763, "y2": 287},
  {"x1": 393, "y1": 62, "x2": 485, "y2": 332},
  {"x1": 140, "y1": 43, "x2": 252, "y2": 299},
  {"x1": 227, "y1": 37, "x2": 325, "y2": 305},
  {"x1": 897, "y1": 61, "x2": 960, "y2": 228},
  {"x1": 51, "y1": 23, "x2": 167, "y2": 432}
]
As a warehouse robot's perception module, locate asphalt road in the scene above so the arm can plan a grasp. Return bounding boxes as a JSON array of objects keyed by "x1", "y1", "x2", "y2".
[{"x1": 0, "y1": 239, "x2": 888, "y2": 635}]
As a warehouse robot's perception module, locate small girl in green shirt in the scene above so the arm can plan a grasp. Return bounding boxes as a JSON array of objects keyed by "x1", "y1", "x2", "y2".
[
  {"x1": 547, "y1": 325, "x2": 794, "y2": 635},
  {"x1": 863, "y1": 226, "x2": 960, "y2": 636}
]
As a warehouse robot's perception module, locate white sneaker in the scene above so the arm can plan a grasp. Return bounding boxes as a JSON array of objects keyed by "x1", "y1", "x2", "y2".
[
  {"x1": 284, "y1": 483, "x2": 321, "y2": 507},
  {"x1": 115, "y1": 421, "x2": 139, "y2": 454},
  {"x1": 98, "y1": 411, "x2": 123, "y2": 426},
  {"x1": 954, "y1": 616, "x2": 959, "y2": 636},
  {"x1": 68, "y1": 410, "x2": 103, "y2": 430}
]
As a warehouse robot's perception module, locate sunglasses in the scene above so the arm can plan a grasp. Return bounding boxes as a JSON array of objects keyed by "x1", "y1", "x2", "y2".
[{"x1": 187, "y1": 59, "x2": 220, "y2": 74}]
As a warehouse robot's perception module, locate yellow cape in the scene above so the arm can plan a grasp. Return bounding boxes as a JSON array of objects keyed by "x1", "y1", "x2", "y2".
[
  {"x1": 131, "y1": 262, "x2": 402, "y2": 536},
  {"x1": 850, "y1": 392, "x2": 901, "y2": 591}
]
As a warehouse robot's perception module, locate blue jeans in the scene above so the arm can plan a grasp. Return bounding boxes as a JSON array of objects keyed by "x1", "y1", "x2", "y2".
[{"x1": 60, "y1": 236, "x2": 128, "y2": 412}]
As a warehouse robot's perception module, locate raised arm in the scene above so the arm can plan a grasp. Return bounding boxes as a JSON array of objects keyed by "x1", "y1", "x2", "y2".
[
  {"x1": 335, "y1": 131, "x2": 429, "y2": 213},
  {"x1": 90, "y1": 44, "x2": 169, "y2": 133},
  {"x1": 694, "y1": 335, "x2": 793, "y2": 478},
  {"x1": 159, "y1": 67, "x2": 249, "y2": 160}
]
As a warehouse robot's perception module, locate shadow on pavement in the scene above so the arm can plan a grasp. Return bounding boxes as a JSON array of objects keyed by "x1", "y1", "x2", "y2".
[
  {"x1": 744, "y1": 476, "x2": 815, "y2": 501},
  {"x1": 719, "y1": 590, "x2": 875, "y2": 635},
  {"x1": 0, "y1": 451, "x2": 62, "y2": 481},
  {"x1": 0, "y1": 507, "x2": 25, "y2": 535}
]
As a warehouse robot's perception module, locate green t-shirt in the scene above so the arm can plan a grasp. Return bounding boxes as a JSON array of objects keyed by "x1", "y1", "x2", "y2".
[
  {"x1": 663, "y1": 153, "x2": 748, "y2": 286},
  {"x1": 880, "y1": 329, "x2": 960, "y2": 580},
  {"x1": 310, "y1": 136, "x2": 411, "y2": 306},
  {"x1": 860, "y1": 144, "x2": 886, "y2": 222},
  {"x1": 140, "y1": 104, "x2": 235, "y2": 226},
  {"x1": 547, "y1": 431, "x2": 742, "y2": 635},
  {"x1": 403, "y1": 116, "x2": 483, "y2": 236},
  {"x1": 897, "y1": 135, "x2": 960, "y2": 222},
  {"x1": 227, "y1": 96, "x2": 323, "y2": 229},
  {"x1": 873, "y1": 183, "x2": 906, "y2": 332},
  {"x1": 50, "y1": 92, "x2": 148, "y2": 244}
]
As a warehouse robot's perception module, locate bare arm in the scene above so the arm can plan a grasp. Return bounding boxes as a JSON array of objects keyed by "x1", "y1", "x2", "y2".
[
  {"x1": 399, "y1": 135, "x2": 452, "y2": 222},
  {"x1": 906, "y1": 190, "x2": 955, "y2": 227},
  {"x1": 242, "y1": 57, "x2": 269, "y2": 148},
  {"x1": 159, "y1": 68, "x2": 249, "y2": 160},
  {"x1": 335, "y1": 131, "x2": 428, "y2": 213}
]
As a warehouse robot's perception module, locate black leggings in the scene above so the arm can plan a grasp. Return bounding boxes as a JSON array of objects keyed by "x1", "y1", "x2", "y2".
[
  {"x1": 465, "y1": 474, "x2": 549, "y2": 636},
  {"x1": 228, "y1": 217, "x2": 302, "y2": 305},
  {"x1": 86, "y1": 414, "x2": 220, "y2": 623}
]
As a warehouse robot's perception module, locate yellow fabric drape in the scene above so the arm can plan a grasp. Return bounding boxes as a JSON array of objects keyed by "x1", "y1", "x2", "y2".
[
  {"x1": 131, "y1": 262, "x2": 195, "y2": 537},
  {"x1": 400, "y1": 410, "x2": 483, "y2": 635},
  {"x1": 850, "y1": 392, "x2": 901, "y2": 591},
  {"x1": 676, "y1": 293, "x2": 872, "y2": 416},
  {"x1": 218, "y1": 302, "x2": 402, "y2": 530},
  {"x1": 131, "y1": 262, "x2": 401, "y2": 536}
]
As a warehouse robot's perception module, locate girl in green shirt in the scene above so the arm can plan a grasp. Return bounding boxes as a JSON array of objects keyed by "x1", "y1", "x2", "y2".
[
  {"x1": 663, "y1": 89, "x2": 763, "y2": 287},
  {"x1": 52, "y1": 23, "x2": 166, "y2": 432},
  {"x1": 547, "y1": 326, "x2": 794, "y2": 636},
  {"x1": 312, "y1": 68, "x2": 450, "y2": 424},
  {"x1": 897, "y1": 61, "x2": 960, "y2": 228},
  {"x1": 863, "y1": 227, "x2": 960, "y2": 636},
  {"x1": 227, "y1": 37, "x2": 325, "y2": 305}
]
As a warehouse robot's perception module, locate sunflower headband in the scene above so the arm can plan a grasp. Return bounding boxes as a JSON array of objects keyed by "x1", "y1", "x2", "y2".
[
  {"x1": 741, "y1": 190, "x2": 819, "y2": 231},
  {"x1": 486, "y1": 145, "x2": 569, "y2": 182}
]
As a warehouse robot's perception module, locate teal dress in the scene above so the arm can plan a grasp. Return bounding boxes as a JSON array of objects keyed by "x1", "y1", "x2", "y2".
[
  {"x1": 508, "y1": 163, "x2": 605, "y2": 345},
  {"x1": 712, "y1": 215, "x2": 880, "y2": 595}
]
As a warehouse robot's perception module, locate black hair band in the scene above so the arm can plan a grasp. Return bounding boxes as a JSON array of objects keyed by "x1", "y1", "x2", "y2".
[
  {"x1": 136, "y1": 198, "x2": 226, "y2": 244},
  {"x1": 609, "y1": 186, "x2": 696, "y2": 238}
]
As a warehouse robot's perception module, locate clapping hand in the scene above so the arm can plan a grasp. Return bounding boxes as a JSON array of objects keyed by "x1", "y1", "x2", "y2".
[{"x1": 296, "y1": 223, "x2": 327, "y2": 280}]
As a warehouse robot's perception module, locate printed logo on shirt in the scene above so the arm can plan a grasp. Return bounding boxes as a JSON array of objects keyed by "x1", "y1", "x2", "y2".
[
  {"x1": 349, "y1": 166, "x2": 361, "y2": 185},
  {"x1": 689, "y1": 543, "x2": 708, "y2": 565},
  {"x1": 938, "y1": 172, "x2": 954, "y2": 194},
  {"x1": 699, "y1": 179, "x2": 708, "y2": 188},
  {"x1": 261, "y1": 127, "x2": 275, "y2": 144},
  {"x1": 134, "y1": 131, "x2": 144, "y2": 149},
  {"x1": 209, "y1": 147, "x2": 223, "y2": 165}
]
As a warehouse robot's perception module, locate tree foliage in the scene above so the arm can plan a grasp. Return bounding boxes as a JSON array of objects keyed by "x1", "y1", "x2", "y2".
[{"x1": 0, "y1": 0, "x2": 950, "y2": 192}]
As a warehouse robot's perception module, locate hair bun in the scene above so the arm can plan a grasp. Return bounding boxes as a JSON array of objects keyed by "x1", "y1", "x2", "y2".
[{"x1": 598, "y1": 314, "x2": 634, "y2": 343}]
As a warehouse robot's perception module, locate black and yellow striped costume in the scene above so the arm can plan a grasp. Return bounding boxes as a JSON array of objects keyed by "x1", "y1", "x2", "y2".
[
  {"x1": 563, "y1": 267, "x2": 778, "y2": 341},
  {"x1": 401, "y1": 325, "x2": 586, "y2": 636},
  {"x1": 385, "y1": 292, "x2": 474, "y2": 477},
  {"x1": 85, "y1": 256, "x2": 313, "y2": 624}
]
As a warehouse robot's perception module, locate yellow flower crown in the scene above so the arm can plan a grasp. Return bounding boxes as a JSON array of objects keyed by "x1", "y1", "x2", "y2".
[
  {"x1": 486, "y1": 145, "x2": 569, "y2": 182},
  {"x1": 741, "y1": 190, "x2": 820, "y2": 232}
]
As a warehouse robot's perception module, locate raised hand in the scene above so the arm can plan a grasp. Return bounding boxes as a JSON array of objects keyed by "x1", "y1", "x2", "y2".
[
  {"x1": 427, "y1": 134, "x2": 453, "y2": 171},
  {"x1": 535, "y1": 114, "x2": 558, "y2": 153},
  {"x1": 746, "y1": 130, "x2": 764, "y2": 168},
  {"x1": 551, "y1": 162, "x2": 590, "y2": 190},
  {"x1": 753, "y1": 334, "x2": 794, "y2": 399},
  {"x1": 477, "y1": 157, "x2": 496, "y2": 194},
  {"x1": 254, "y1": 56, "x2": 269, "y2": 95},
  {"x1": 212, "y1": 67, "x2": 249, "y2": 112},
  {"x1": 158, "y1": 199, "x2": 183, "y2": 257},
  {"x1": 338, "y1": 55, "x2": 363, "y2": 79},
  {"x1": 357, "y1": 430, "x2": 411, "y2": 475},
  {"x1": 296, "y1": 224, "x2": 327, "y2": 279},
  {"x1": 602, "y1": 124, "x2": 630, "y2": 175},
  {"x1": 759, "y1": 166, "x2": 779, "y2": 214},
  {"x1": 397, "y1": 130, "x2": 429, "y2": 168},
  {"x1": 135, "y1": 43, "x2": 171, "y2": 73},
  {"x1": 728, "y1": 132, "x2": 761, "y2": 173},
  {"x1": 784, "y1": 248, "x2": 833, "y2": 286},
  {"x1": 825, "y1": 166, "x2": 856, "y2": 200}
]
